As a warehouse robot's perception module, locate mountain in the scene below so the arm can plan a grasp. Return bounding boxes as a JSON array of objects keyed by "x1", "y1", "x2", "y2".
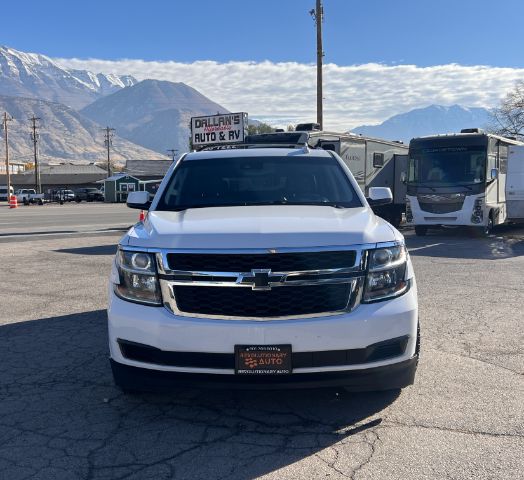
[
  {"x1": 0, "y1": 46, "x2": 137, "y2": 109},
  {"x1": 81, "y1": 79, "x2": 229, "y2": 153},
  {"x1": 351, "y1": 105, "x2": 492, "y2": 143},
  {"x1": 0, "y1": 95, "x2": 165, "y2": 164}
]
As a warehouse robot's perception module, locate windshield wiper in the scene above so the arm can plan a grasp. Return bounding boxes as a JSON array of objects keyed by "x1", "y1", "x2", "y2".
[
  {"x1": 168, "y1": 201, "x2": 352, "y2": 211},
  {"x1": 409, "y1": 183, "x2": 437, "y2": 192},
  {"x1": 246, "y1": 201, "x2": 350, "y2": 208}
]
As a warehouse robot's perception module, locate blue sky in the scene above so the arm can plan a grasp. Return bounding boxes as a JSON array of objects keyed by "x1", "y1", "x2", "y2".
[
  {"x1": 3, "y1": 0, "x2": 524, "y2": 67},
  {"x1": 4, "y1": 0, "x2": 524, "y2": 129}
]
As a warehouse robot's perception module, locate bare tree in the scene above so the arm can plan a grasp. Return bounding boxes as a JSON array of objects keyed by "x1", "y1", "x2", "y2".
[
  {"x1": 247, "y1": 122, "x2": 274, "y2": 135},
  {"x1": 489, "y1": 81, "x2": 524, "y2": 140}
]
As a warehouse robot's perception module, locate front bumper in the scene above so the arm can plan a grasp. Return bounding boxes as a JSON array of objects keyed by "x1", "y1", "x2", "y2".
[
  {"x1": 110, "y1": 355, "x2": 418, "y2": 391},
  {"x1": 108, "y1": 279, "x2": 418, "y2": 389},
  {"x1": 407, "y1": 195, "x2": 484, "y2": 227}
]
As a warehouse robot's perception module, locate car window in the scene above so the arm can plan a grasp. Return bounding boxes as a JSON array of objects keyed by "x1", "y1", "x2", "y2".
[{"x1": 157, "y1": 155, "x2": 362, "y2": 210}]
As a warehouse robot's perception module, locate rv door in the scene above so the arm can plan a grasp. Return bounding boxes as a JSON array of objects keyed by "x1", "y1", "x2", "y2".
[
  {"x1": 393, "y1": 154, "x2": 408, "y2": 204},
  {"x1": 506, "y1": 145, "x2": 524, "y2": 219}
]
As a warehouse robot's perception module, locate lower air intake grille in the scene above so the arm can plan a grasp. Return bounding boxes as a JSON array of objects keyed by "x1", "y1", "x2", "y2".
[
  {"x1": 418, "y1": 202, "x2": 463, "y2": 214},
  {"x1": 173, "y1": 284, "x2": 352, "y2": 318}
]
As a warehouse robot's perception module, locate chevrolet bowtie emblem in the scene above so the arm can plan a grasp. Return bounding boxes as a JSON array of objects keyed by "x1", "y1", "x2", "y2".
[{"x1": 238, "y1": 269, "x2": 285, "y2": 291}]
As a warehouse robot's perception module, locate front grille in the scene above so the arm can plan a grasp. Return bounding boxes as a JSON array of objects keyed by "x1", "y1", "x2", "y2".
[
  {"x1": 118, "y1": 336, "x2": 409, "y2": 369},
  {"x1": 418, "y1": 202, "x2": 463, "y2": 214},
  {"x1": 173, "y1": 283, "x2": 352, "y2": 318},
  {"x1": 167, "y1": 251, "x2": 357, "y2": 272}
]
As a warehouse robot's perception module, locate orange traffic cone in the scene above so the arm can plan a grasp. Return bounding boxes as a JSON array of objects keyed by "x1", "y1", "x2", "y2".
[
  {"x1": 139, "y1": 210, "x2": 145, "y2": 222},
  {"x1": 9, "y1": 195, "x2": 18, "y2": 209}
]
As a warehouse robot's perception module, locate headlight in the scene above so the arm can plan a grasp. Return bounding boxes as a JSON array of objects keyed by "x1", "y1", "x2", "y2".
[
  {"x1": 113, "y1": 249, "x2": 162, "y2": 305},
  {"x1": 363, "y1": 244, "x2": 409, "y2": 302}
]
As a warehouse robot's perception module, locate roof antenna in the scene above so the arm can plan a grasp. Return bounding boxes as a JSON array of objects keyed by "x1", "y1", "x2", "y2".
[{"x1": 301, "y1": 143, "x2": 310, "y2": 154}]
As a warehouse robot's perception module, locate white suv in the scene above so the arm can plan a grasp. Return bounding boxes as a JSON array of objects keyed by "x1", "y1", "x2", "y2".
[{"x1": 108, "y1": 147, "x2": 419, "y2": 392}]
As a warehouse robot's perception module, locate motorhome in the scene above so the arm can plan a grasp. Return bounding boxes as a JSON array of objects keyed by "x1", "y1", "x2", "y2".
[
  {"x1": 243, "y1": 129, "x2": 409, "y2": 227},
  {"x1": 406, "y1": 129, "x2": 524, "y2": 235}
]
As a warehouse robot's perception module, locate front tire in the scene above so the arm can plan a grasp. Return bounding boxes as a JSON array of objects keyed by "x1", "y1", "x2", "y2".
[
  {"x1": 415, "y1": 226, "x2": 428, "y2": 236},
  {"x1": 478, "y1": 216, "x2": 493, "y2": 237}
]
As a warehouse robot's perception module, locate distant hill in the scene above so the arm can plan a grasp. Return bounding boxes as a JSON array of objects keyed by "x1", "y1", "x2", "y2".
[
  {"x1": 0, "y1": 95, "x2": 165, "y2": 164},
  {"x1": 352, "y1": 105, "x2": 492, "y2": 143},
  {"x1": 80, "y1": 79, "x2": 229, "y2": 154},
  {"x1": 0, "y1": 45, "x2": 137, "y2": 109}
]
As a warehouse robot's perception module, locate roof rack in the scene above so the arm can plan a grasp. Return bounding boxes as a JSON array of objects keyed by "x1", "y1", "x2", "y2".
[{"x1": 197, "y1": 143, "x2": 311, "y2": 151}]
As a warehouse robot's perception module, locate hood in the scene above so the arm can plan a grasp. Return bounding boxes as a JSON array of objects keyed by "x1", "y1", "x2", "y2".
[{"x1": 122, "y1": 205, "x2": 398, "y2": 250}]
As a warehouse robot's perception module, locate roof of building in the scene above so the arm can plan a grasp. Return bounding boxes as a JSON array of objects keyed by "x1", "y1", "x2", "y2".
[
  {"x1": 33, "y1": 164, "x2": 108, "y2": 175},
  {"x1": 102, "y1": 173, "x2": 140, "y2": 182},
  {"x1": 0, "y1": 172, "x2": 107, "y2": 186},
  {"x1": 125, "y1": 160, "x2": 174, "y2": 177}
]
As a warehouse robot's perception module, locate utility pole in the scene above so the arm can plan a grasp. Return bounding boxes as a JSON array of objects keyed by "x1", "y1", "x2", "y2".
[
  {"x1": 30, "y1": 116, "x2": 41, "y2": 193},
  {"x1": 2, "y1": 112, "x2": 12, "y2": 201},
  {"x1": 310, "y1": 0, "x2": 324, "y2": 129},
  {"x1": 167, "y1": 149, "x2": 178, "y2": 161},
  {"x1": 103, "y1": 127, "x2": 115, "y2": 177}
]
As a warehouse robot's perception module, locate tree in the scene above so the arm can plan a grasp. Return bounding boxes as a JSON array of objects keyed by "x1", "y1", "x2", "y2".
[
  {"x1": 247, "y1": 122, "x2": 274, "y2": 135},
  {"x1": 490, "y1": 81, "x2": 524, "y2": 140}
]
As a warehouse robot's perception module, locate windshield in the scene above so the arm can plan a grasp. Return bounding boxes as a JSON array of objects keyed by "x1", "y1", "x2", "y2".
[
  {"x1": 156, "y1": 155, "x2": 362, "y2": 211},
  {"x1": 409, "y1": 146, "x2": 487, "y2": 186}
]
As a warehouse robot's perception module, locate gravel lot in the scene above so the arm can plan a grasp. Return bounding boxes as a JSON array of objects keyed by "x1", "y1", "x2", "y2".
[{"x1": 0, "y1": 208, "x2": 523, "y2": 479}]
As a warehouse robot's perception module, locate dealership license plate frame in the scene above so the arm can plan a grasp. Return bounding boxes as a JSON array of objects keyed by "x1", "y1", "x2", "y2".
[{"x1": 234, "y1": 345, "x2": 292, "y2": 375}]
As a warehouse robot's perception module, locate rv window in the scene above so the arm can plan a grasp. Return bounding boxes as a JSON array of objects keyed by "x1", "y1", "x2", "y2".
[
  {"x1": 499, "y1": 145, "x2": 508, "y2": 174},
  {"x1": 373, "y1": 152, "x2": 384, "y2": 168},
  {"x1": 487, "y1": 155, "x2": 497, "y2": 174},
  {"x1": 321, "y1": 144, "x2": 337, "y2": 152}
]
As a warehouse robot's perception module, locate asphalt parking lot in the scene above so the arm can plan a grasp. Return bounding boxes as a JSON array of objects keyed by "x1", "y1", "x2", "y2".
[{"x1": 0, "y1": 203, "x2": 523, "y2": 479}]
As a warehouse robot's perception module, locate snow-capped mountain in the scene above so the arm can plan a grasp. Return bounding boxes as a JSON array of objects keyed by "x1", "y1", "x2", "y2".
[
  {"x1": 0, "y1": 46, "x2": 137, "y2": 109},
  {"x1": 0, "y1": 95, "x2": 165, "y2": 163},
  {"x1": 81, "y1": 79, "x2": 229, "y2": 153},
  {"x1": 352, "y1": 105, "x2": 492, "y2": 143}
]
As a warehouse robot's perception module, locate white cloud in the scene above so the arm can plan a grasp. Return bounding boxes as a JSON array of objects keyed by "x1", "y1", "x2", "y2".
[{"x1": 55, "y1": 57, "x2": 524, "y2": 130}]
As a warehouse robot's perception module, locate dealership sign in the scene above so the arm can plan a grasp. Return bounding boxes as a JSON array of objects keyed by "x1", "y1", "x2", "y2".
[{"x1": 191, "y1": 112, "x2": 247, "y2": 146}]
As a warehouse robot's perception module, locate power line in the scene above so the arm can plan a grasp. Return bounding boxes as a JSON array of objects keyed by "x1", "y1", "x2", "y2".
[
  {"x1": 167, "y1": 148, "x2": 178, "y2": 161},
  {"x1": 310, "y1": 0, "x2": 324, "y2": 129},
  {"x1": 30, "y1": 116, "x2": 41, "y2": 193},
  {"x1": 102, "y1": 126, "x2": 115, "y2": 177},
  {"x1": 2, "y1": 112, "x2": 13, "y2": 198}
]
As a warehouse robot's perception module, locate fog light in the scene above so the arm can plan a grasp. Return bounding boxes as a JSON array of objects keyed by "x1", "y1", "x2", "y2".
[
  {"x1": 405, "y1": 197, "x2": 413, "y2": 223},
  {"x1": 471, "y1": 198, "x2": 484, "y2": 224}
]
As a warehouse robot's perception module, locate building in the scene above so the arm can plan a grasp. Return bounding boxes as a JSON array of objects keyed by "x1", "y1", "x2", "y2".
[
  {"x1": 101, "y1": 174, "x2": 141, "y2": 203},
  {"x1": 0, "y1": 163, "x2": 108, "y2": 193},
  {"x1": 0, "y1": 160, "x2": 26, "y2": 175}
]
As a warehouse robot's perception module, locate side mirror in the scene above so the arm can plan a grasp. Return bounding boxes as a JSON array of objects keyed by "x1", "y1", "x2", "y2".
[
  {"x1": 490, "y1": 168, "x2": 499, "y2": 180},
  {"x1": 367, "y1": 187, "x2": 393, "y2": 207},
  {"x1": 127, "y1": 191, "x2": 151, "y2": 210},
  {"x1": 400, "y1": 171, "x2": 407, "y2": 184}
]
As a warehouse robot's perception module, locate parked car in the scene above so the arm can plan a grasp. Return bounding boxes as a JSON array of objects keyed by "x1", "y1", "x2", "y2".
[
  {"x1": 108, "y1": 146, "x2": 419, "y2": 393},
  {"x1": 0, "y1": 185, "x2": 14, "y2": 201},
  {"x1": 15, "y1": 188, "x2": 44, "y2": 205},
  {"x1": 54, "y1": 189, "x2": 75, "y2": 202},
  {"x1": 74, "y1": 188, "x2": 104, "y2": 202}
]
